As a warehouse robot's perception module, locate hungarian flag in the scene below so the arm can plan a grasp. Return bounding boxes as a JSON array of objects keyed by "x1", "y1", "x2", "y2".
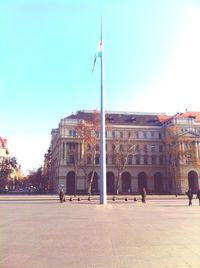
[{"x1": 92, "y1": 41, "x2": 103, "y2": 73}]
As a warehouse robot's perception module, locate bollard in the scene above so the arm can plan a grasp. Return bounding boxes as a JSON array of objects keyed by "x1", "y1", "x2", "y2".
[
  {"x1": 88, "y1": 196, "x2": 91, "y2": 201},
  {"x1": 112, "y1": 196, "x2": 116, "y2": 201},
  {"x1": 134, "y1": 197, "x2": 137, "y2": 202},
  {"x1": 77, "y1": 197, "x2": 81, "y2": 201},
  {"x1": 125, "y1": 197, "x2": 128, "y2": 201},
  {"x1": 69, "y1": 197, "x2": 73, "y2": 201}
]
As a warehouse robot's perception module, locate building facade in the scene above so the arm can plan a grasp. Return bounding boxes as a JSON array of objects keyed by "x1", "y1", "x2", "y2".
[
  {"x1": 47, "y1": 110, "x2": 200, "y2": 195},
  {"x1": 0, "y1": 137, "x2": 9, "y2": 190},
  {"x1": 0, "y1": 137, "x2": 22, "y2": 191}
]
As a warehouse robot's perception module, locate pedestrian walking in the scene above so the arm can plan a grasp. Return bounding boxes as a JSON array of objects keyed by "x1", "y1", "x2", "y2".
[
  {"x1": 141, "y1": 187, "x2": 147, "y2": 203},
  {"x1": 59, "y1": 189, "x2": 65, "y2": 203},
  {"x1": 186, "y1": 188, "x2": 193, "y2": 206},
  {"x1": 196, "y1": 189, "x2": 200, "y2": 206}
]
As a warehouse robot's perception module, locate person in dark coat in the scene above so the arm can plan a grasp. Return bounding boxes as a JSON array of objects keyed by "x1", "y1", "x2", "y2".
[
  {"x1": 59, "y1": 189, "x2": 65, "y2": 203},
  {"x1": 141, "y1": 187, "x2": 147, "y2": 203},
  {"x1": 196, "y1": 189, "x2": 200, "y2": 206},
  {"x1": 186, "y1": 188, "x2": 193, "y2": 206}
]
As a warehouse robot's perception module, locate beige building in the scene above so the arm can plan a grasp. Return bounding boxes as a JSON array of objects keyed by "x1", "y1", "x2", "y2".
[{"x1": 47, "y1": 110, "x2": 200, "y2": 195}]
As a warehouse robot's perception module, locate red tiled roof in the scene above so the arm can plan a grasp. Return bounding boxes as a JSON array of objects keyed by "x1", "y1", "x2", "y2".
[
  {"x1": 157, "y1": 112, "x2": 200, "y2": 124},
  {"x1": 66, "y1": 111, "x2": 166, "y2": 126},
  {"x1": 174, "y1": 111, "x2": 200, "y2": 122},
  {"x1": 65, "y1": 111, "x2": 200, "y2": 125},
  {"x1": 157, "y1": 115, "x2": 173, "y2": 124}
]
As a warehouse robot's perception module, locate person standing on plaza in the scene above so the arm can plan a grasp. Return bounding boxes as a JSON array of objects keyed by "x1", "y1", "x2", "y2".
[
  {"x1": 59, "y1": 188, "x2": 65, "y2": 203},
  {"x1": 141, "y1": 187, "x2": 147, "y2": 203},
  {"x1": 186, "y1": 188, "x2": 193, "y2": 206},
  {"x1": 196, "y1": 189, "x2": 200, "y2": 206}
]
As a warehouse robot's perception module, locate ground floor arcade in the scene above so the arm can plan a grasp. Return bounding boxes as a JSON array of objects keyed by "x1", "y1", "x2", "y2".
[{"x1": 52, "y1": 168, "x2": 200, "y2": 195}]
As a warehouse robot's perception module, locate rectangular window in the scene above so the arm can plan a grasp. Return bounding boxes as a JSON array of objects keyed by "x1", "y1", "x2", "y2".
[
  {"x1": 151, "y1": 132, "x2": 155, "y2": 138},
  {"x1": 120, "y1": 131, "x2": 123, "y2": 138},
  {"x1": 144, "y1": 156, "x2": 148, "y2": 165},
  {"x1": 143, "y1": 145, "x2": 148, "y2": 152},
  {"x1": 69, "y1": 130, "x2": 76, "y2": 137},
  {"x1": 136, "y1": 156, "x2": 140, "y2": 165},
  {"x1": 128, "y1": 155, "x2": 132, "y2": 165},
  {"x1": 69, "y1": 155, "x2": 75, "y2": 164},
  {"x1": 151, "y1": 155, "x2": 156, "y2": 165}
]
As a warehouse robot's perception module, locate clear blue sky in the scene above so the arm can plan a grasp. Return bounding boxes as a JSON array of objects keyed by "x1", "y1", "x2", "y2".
[{"x1": 1, "y1": 0, "x2": 200, "y2": 173}]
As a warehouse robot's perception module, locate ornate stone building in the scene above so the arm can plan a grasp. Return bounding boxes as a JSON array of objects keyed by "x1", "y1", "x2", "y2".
[{"x1": 47, "y1": 110, "x2": 200, "y2": 194}]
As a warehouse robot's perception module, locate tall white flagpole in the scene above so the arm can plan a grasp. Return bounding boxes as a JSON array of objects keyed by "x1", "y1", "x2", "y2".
[{"x1": 100, "y1": 18, "x2": 107, "y2": 204}]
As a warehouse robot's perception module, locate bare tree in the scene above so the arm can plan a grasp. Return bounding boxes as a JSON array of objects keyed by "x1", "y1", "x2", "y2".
[
  {"x1": 111, "y1": 137, "x2": 136, "y2": 195},
  {"x1": 0, "y1": 157, "x2": 19, "y2": 191},
  {"x1": 76, "y1": 112, "x2": 101, "y2": 195}
]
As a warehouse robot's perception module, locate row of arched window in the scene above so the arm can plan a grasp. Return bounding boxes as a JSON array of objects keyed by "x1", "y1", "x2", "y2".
[
  {"x1": 66, "y1": 171, "x2": 164, "y2": 194},
  {"x1": 65, "y1": 170, "x2": 199, "y2": 194}
]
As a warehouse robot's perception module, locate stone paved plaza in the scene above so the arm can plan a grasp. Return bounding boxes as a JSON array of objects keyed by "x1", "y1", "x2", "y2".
[{"x1": 0, "y1": 196, "x2": 200, "y2": 268}]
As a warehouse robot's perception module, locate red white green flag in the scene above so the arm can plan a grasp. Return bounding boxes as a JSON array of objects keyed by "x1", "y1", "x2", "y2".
[{"x1": 92, "y1": 41, "x2": 103, "y2": 73}]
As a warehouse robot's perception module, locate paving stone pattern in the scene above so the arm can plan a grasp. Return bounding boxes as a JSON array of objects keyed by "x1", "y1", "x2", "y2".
[{"x1": 0, "y1": 197, "x2": 200, "y2": 268}]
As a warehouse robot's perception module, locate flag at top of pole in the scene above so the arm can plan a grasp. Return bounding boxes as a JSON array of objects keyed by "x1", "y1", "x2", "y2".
[{"x1": 92, "y1": 41, "x2": 103, "y2": 73}]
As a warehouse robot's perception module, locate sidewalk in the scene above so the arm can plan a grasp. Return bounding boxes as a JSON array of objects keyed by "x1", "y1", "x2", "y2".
[{"x1": 1, "y1": 196, "x2": 200, "y2": 267}]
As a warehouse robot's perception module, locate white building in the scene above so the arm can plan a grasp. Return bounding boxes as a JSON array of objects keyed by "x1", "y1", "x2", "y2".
[{"x1": 48, "y1": 110, "x2": 200, "y2": 195}]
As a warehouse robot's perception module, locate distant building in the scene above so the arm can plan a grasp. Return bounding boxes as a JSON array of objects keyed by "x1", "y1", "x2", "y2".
[{"x1": 47, "y1": 110, "x2": 200, "y2": 194}]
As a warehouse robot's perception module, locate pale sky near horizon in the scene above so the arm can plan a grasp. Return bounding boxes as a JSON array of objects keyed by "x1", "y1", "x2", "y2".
[{"x1": 1, "y1": 0, "x2": 200, "y2": 174}]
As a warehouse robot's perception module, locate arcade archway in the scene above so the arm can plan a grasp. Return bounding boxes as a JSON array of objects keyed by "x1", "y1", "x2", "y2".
[
  {"x1": 88, "y1": 172, "x2": 99, "y2": 194},
  {"x1": 154, "y1": 172, "x2": 163, "y2": 193},
  {"x1": 188, "y1": 171, "x2": 199, "y2": 192},
  {"x1": 66, "y1": 171, "x2": 75, "y2": 194},
  {"x1": 121, "y1": 172, "x2": 131, "y2": 192},
  {"x1": 106, "y1": 172, "x2": 115, "y2": 194},
  {"x1": 138, "y1": 172, "x2": 147, "y2": 192}
]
